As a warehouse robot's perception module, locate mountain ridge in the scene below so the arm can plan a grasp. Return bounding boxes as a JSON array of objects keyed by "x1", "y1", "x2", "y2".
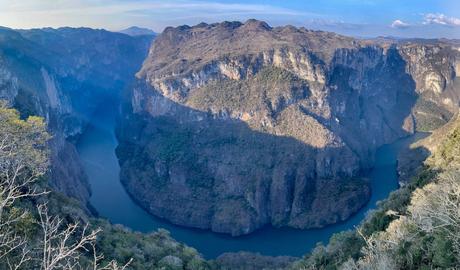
[
  {"x1": 116, "y1": 19, "x2": 460, "y2": 236},
  {"x1": 120, "y1": 26, "x2": 156, "y2": 36}
]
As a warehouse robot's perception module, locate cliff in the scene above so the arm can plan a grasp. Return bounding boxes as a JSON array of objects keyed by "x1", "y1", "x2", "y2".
[
  {"x1": 116, "y1": 20, "x2": 460, "y2": 235},
  {"x1": 0, "y1": 27, "x2": 152, "y2": 206}
]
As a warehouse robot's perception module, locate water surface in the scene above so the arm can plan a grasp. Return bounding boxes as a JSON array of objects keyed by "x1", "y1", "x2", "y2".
[{"x1": 77, "y1": 104, "x2": 424, "y2": 259}]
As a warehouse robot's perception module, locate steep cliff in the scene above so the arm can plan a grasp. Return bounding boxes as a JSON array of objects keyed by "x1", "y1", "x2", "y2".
[
  {"x1": 399, "y1": 42, "x2": 460, "y2": 131},
  {"x1": 0, "y1": 27, "x2": 152, "y2": 205},
  {"x1": 116, "y1": 20, "x2": 460, "y2": 236}
]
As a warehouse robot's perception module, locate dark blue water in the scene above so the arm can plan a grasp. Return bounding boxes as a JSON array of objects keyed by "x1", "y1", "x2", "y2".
[{"x1": 76, "y1": 105, "x2": 424, "y2": 259}]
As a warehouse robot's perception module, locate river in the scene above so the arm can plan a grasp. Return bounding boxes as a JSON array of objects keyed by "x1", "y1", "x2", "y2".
[{"x1": 76, "y1": 103, "x2": 424, "y2": 259}]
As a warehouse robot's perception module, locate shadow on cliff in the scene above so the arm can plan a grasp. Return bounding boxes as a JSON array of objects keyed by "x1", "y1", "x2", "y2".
[
  {"x1": 114, "y1": 45, "x2": 429, "y2": 236},
  {"x1": 327, "y1": 46, "x2": 420, "y2": 167},
  {"x1": 116, "y1": 90, "x2": 375, "y2": 236}
]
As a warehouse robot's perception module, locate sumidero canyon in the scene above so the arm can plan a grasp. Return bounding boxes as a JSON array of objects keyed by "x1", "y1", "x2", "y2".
[{"x1": 1, "y1": 1, "x2": 460, "y2": 269}]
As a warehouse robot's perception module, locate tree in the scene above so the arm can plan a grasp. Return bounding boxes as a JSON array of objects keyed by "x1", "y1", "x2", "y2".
[
  {"x1": 341, "y1": 170, "x2": 460, "y2": 269},
  {"x1": 36, "y1": 204, "x2": 131, "y2": 270},
  {"x1": 0, "y1": 102, "x2": 131, "y2": 270},
  {"x1": 408, "y1": 170, "x2": 460, "y2": 260},
  {"x1": 0, "y1": 101, "x2": 49, "y2": 269}
]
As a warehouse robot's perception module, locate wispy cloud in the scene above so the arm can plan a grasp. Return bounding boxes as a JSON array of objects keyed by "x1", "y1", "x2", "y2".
[
  {"x1": 0, "y1": 0, "x2": 319, "y2": 18},
  {"x1": 1, "y1": 0, "x2": 460, "y2": 39},
  {"x1": 423, "y1": 13, "x2": 460, "y2": 27},
  {"x1": 391, "y1": 19, "x2": 410, "y2": 29},
  {"x1": 0, "y1": 0, "x2": 323, "y2": 30},
  {"x1": 305, "y1": 18, "x2": 369, "y2": 30}
]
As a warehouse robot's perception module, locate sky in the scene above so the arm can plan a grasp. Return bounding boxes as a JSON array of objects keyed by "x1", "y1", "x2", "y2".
[{"x1": 1, "y1": 0, "x2": 460, "y2": 39}]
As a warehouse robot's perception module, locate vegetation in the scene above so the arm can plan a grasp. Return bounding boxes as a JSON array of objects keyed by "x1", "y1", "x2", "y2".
[
  {"x1": 413, "y1": 98, "x2": 453, "y2": 132},
  {"x1": 0, "y1": 102, "x2": 210, "y2": 270},
  {"x1": 431, "y1": 122, "x2": 460, "y2": 168},
  {"x1": 186, "y1": 66, "x2": 309, "y2": 118},
  {"x1": 0, "y1": 101, "x2": 130, "y2": 269},
  {"x1": 340, "y1": 170, "x2": 460, "y2": 269},
  {"x1": 93, "y1": 220, "x2": 210, "y2": 270},
  {"x1": 293, "y1": 117, "x2": 460, "y2": 269},
  {"x1": 5, "y1": 90, "x2": 459, "y2": 269}
]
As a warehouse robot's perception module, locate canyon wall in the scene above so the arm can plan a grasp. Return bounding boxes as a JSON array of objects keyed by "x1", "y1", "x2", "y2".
[
  {"x1": 0, "y1": 27, "x2": 152, "y2": 207},
  {"x1": 117, "y1": 20, "x2": 460, "y2": 236}
]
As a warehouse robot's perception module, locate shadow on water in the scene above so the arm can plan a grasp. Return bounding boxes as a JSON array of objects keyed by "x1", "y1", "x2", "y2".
[{"x1": 76, "y1": 101, "x2": 427, "y2": 259}]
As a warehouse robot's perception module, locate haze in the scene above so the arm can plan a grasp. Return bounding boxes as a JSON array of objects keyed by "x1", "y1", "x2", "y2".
[{"x1": 1, "y1": 0, "x2": 460, "y2": 38}]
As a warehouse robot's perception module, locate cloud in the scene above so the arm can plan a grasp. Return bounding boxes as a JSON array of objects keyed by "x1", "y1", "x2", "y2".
[
  {"x1": 391, "y1": 19, "x2": 410, "y2": 29},
  {"x1": 0, "y1": 0, "x2": 323, "y2": 30},
  {"x1": 423, "y1": 13, "x2": 460, "y2": 26},
  {"x1": 305, "y1": 18, "x2": 369, "y2": 31},
  {"x1": 0, "y1": 1, "x2": 318, "y2": 18}
]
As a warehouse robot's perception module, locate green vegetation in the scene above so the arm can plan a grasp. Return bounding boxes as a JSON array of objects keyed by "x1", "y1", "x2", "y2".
[
  {"x1": 94, "y1": 221, "x2": 209, "y2": 270},
  {"x1": 432, "y1": 123, "x2": 460, "y2": 168},
  {"x1": 293, "y1": 118, "x2": 460, "y2": 269},
  {"x1": 0, "y1": 102, "x2": 210, "y2": 270},
  {"x1": 153, "y1": 117, "x2": 194, "y2": 163},
  {"x1": 186, "y1": 66, "x2": 308, "y2": 117},
  {"x1": 341, "y1": 170, "x2": 460, "y2": 269},
  {"x1": 413, "y1": 98, "x2": 453, "y2": 132}
]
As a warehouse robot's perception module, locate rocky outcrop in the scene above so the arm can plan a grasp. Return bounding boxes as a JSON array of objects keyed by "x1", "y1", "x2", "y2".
[
  {"x1": 116, "y1": 20, "x2": 459, "y2": 236},
  {"x1": 0, "y1": 27, "x2": 153, "y2": 207}
]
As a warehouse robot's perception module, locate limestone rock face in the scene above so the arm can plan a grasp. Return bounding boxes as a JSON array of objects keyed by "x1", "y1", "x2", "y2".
[
  {"x1": 116, "y1": 20, "x2": 459, "y2": 236},
  {"x1": 0, "y1": 65, "x2": 18, "y2": 104},
  {"x1": 398, "y1": 43, "x2": 460, "y2": 130}
]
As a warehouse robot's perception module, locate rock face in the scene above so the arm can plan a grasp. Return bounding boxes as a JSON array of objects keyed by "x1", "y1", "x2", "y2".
[
  {"x1": 116, "y1": 20, "x2": 460, "y2": 236},
  {"x1": 398, "y1": 42, "x2": 460, "y2": 131},
  {"x1": 0, "y1": 27, "x2": 152, "y2": 206}
]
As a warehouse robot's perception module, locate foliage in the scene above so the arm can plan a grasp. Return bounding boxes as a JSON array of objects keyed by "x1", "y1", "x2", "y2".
[
  {"x1": 432, "y1": 123, "x2": 460, "y2": 168},
  {"x1": 186, "y1": 66, "x2": 308, "y2": 117},
  {"x1": 93, "y1": 221, "x2": 210, "y2": 270},
  {"x1": 294, "y1": 118, "x2": 460, "y2": 269},
  {"x1": 0, "y1": 101, "x2": 50, "y2": 269},
  {"x1": 413, "y1": 98, "x2": 453, "y2": 132},
  {"x1": 345, "y1": 171, "x2": 460, "y2": 269},
  {"x1": 0, "y1": 102, "x2": 209, "y2": 269}
]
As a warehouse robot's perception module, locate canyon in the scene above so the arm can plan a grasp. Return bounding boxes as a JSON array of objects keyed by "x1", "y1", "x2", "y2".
[
  {"x1": 0, "y1": 26, "x2": 153, "y2": 209},
  {"x1": 1, "y1": 19, "x2": 459, "y2": 246}
]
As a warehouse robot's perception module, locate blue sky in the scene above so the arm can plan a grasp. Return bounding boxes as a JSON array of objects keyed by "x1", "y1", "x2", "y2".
[{"x1": 1, "y1": 0, "x2": 460, "y2": 38}]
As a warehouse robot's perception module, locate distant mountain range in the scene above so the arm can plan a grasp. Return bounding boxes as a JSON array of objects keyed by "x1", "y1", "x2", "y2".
[{"x1": 119, "y1": 26, "x2": 156, "y2": 36}]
